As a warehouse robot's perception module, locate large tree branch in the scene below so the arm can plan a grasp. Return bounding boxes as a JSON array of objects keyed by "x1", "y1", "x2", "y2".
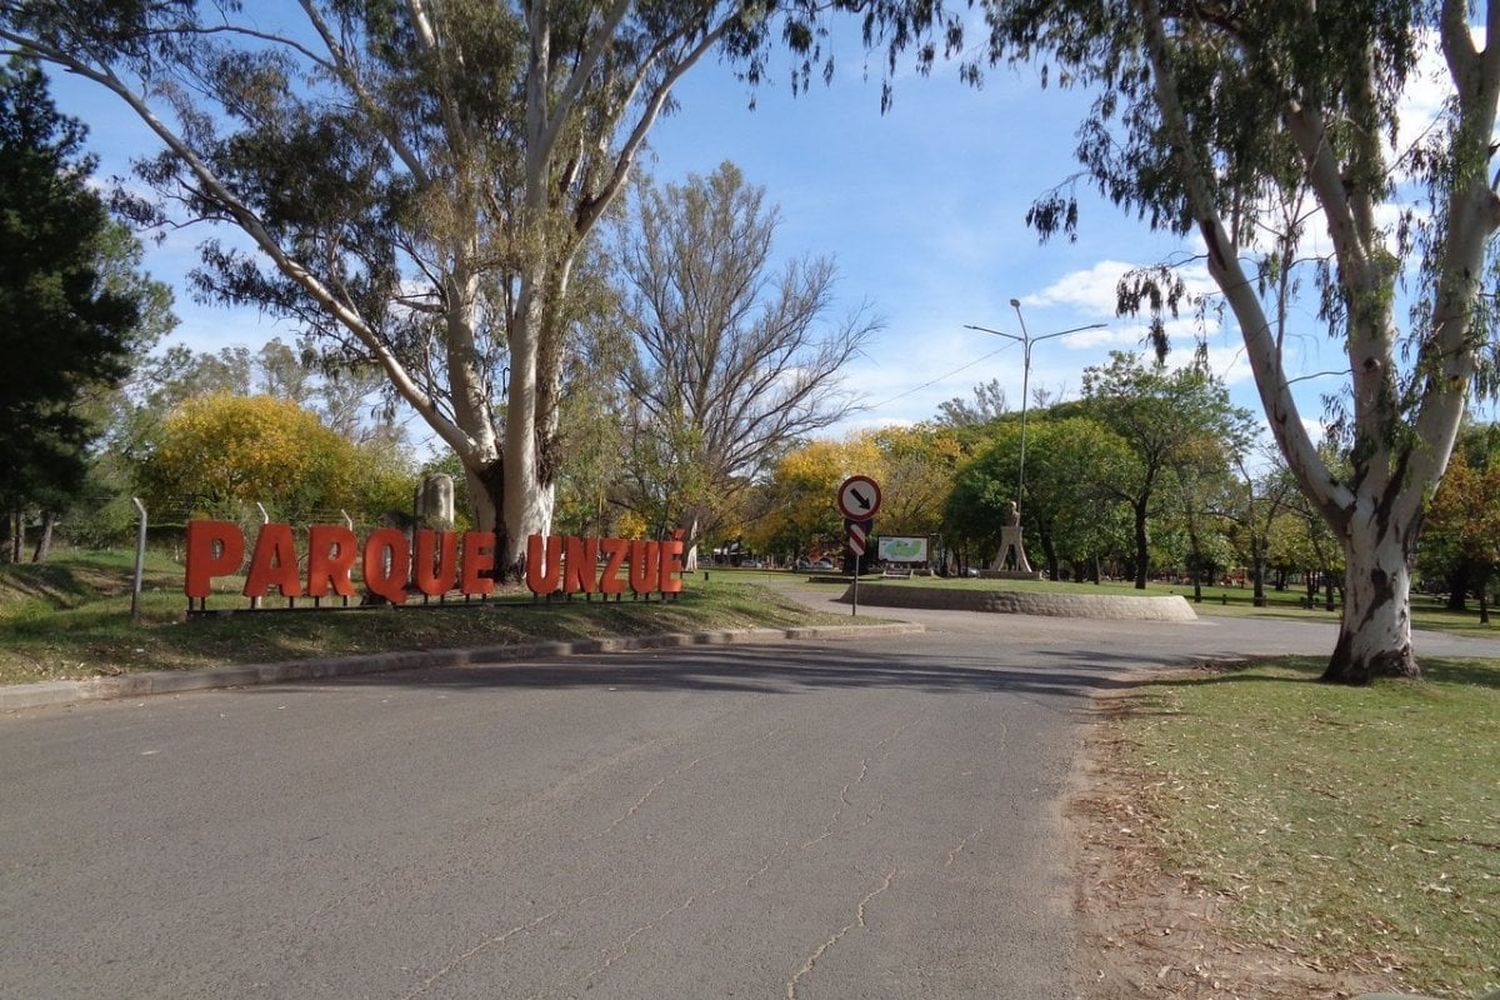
[
  {"x1": 537, "y1": 0, "x2": 633, "y2": 162},
  {"x1": 575, "y1": 16, "x2": 736, "y2": 237},
  {"x1": 1133, "y1": 0, "x2": 1348, "y2": 526},
  {"x1": 405, "y1": 0, "x2": 476, "y2": 174},
  {"x1": 297, "y1": 0, "x2": 431, "y2": 187},
  {"x1": 1408, "y1": 4, "x2": 1500, "y2": 495},
  {"x1": 0, "y1": 28, "x2": 481, "y2": 464},
  {"x1": 1441, "y1": 0, "x2": 1478, "y2": 90}
]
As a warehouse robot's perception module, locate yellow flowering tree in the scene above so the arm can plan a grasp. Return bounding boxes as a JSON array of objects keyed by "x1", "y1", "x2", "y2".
[{"x1": 142, "y1": 394, "x2": 410, "y2": 523}]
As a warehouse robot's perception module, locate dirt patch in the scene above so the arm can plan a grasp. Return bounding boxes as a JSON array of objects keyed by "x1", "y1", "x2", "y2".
[{"x1": 1068, "y1": 671, "x2": 1388, "y2": 1000}]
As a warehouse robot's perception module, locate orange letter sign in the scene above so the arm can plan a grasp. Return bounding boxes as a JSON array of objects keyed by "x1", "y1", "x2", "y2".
[
  {"x1": 413, "y1": 530, "x2": 459, "y2": 597},
  {"x1": 628, "y1": 541, "x2": 660, "y2": 594},
  {"x1": 564, "y1": 536, "x2": 599, "y2": 594},
  {"x1": 185, "y1": 520, "x2": 245, "y2": 599},
  {"x1": 525, "y1": 534, "x2": 562, "y2": 595},
  {"x1": 658, "y1": 535, "x2": 685, "y2": 594},
  {"x1": 599, "y1": 537, "x2": 628, "y2": 595},
  {"x1": 363, "y1": 527, "x2": 410, "y2": 605},
  {"x1": 306, "y1": 525, "x2": 357, "y2": 598},
  {"x1": 243, "y1": 523, "x2": 303, "y2": 599},
  {"x1": 460, "y1": 532, "x2": 496, "y2": 596}
]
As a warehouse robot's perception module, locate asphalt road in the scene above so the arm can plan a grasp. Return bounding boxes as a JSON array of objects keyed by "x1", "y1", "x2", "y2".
[{"x1": 4, "y1": 596, "x2": 1497, "y2": 1000}]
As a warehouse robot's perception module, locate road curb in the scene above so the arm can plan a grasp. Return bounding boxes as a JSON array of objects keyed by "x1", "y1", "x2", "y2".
[{"x1": 0, "y1": 622, "x2": 926, "y2": 712}]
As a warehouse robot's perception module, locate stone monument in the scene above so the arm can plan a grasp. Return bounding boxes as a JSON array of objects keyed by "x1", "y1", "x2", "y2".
[
  {"x1": 415, "y1": 473, "x2": 455, "y2": 530},
  {"x1": 983, "y1": 500, "x2": 1041, "y2": 580}
]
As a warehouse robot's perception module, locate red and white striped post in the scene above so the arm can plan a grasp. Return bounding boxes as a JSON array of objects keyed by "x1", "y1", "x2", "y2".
[{"x1": 847, "y1": 518, "x2": 871, "y2": 616}]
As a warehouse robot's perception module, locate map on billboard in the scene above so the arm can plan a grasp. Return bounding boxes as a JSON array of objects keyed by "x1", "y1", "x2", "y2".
[{"x1": 877, "y1": 536, "x2": 928, "y2": 563}]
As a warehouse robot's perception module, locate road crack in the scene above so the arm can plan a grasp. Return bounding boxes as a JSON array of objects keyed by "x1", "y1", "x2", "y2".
[
  {"x1": 785, "y1": 867, "x2": 897, "y2": 1000},
  {"x1": 397, "y1": 908, "x2": 560, "y2": 1000},
  {"x1": 596, "y1": 728, "x2": 780, "y2": 837},
  {"x1": 944, "y1": 826, "x2": 983, "y2": 867},
  {"x1": 599, "y1": 776, "x2": 665, "y2": 835},
  {"x1": 399, "y1": 878, "x2": 639, "y2": 1000}
]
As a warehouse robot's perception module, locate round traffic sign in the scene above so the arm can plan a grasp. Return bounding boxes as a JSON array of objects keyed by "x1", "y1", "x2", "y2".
[{"x1": 836, "y1": 475, "x2": 882, "y2": 520}]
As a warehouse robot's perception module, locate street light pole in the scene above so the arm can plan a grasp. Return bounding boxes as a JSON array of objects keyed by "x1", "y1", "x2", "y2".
[{"x1": 964, "y1": 305, "x2": 1107, "y2": 521}]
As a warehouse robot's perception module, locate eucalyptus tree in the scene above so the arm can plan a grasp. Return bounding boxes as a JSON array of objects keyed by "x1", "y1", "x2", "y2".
[
  {"x1": 611, "y1": 162, "x2": 875, "y2": 565},
  {"x1": 0, "y1": 0, "x2": 809, "y2": 574}
]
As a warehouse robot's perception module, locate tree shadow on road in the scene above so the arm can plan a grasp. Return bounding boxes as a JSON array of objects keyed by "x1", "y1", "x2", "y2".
[{"x1": 234, "y1": 639, "x2": 1237, "y2": 703}]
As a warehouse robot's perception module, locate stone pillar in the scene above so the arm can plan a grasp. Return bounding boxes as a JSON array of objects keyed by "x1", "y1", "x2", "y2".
[{"x1": 415, "y1": 474, "x2": 455, "y2": 530}]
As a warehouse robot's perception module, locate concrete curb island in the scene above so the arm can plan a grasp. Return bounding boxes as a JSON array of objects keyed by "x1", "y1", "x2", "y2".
[
  {"x1": 841, "y1": 583, "x2": 1199, "y2": 622},
  {"x1": 0, "y1": 622, "x2": 926, "y2": 713}
]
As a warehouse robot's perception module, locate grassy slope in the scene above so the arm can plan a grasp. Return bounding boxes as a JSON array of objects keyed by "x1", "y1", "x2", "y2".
[
  {"x1": 0, "y1": 550, "x2": 854, "y2": 685},
  {"x1": 1122, "y1": 658, "x2": 1500, "y2": 997}
]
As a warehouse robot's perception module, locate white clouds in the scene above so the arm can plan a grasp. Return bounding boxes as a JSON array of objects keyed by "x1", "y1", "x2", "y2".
[
  {"x1": 1056, "y1": 326, "x2": 1140, "y2": 349},
  {"x1": 1020, "y1": 260, "x2": 1134, "y2": 316},
  {"x1": 1019, "y1": 258, "x2": 1217, "y2": 322}
]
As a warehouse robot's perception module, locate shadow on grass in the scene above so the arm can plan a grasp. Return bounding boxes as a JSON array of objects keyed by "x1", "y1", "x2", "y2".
[
  {"x1": 1421, "y1": 657, "x2": 1500, "y2": 689},
  {"x1": 1110, "y1": 654, "x2": 1500, "y2": 693},
  {"x1": 0, "y1": 562, "x2": 133, "y2": 611}
]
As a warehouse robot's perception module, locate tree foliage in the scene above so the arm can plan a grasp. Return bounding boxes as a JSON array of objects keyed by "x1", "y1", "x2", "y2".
[
  {"x1": 141, "y1": 394, "x2": 413, "y2": 524},
  {"x1": 1080, "y1": 352, "x2": 1249, "y2": 588},
  {"x1": 749, "y1": 434, "x2": 881, "y2": 558},
  {"x1": 944, "y1": 415, "x2": 1134, "y2": 579},
  {"x1": 1419, "y1": 445, "x2": 1500, "y2": 619},
  {"x1": 0, "y1": 58, "x2": 167, "y2": 533},
  {"x1": 936, "y1": 378, "x2": 1008, "y2": 427}
]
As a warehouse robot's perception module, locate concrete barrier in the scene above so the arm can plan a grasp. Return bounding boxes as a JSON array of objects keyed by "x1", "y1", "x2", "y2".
[{"x1": 840, "y1": 583, "x2": 1199, "y2": 622}]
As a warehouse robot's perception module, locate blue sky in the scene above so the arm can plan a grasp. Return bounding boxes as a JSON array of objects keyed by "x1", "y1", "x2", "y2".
[{"x1": 41, "y1": 14, "x2": 1485, "y2": 456}]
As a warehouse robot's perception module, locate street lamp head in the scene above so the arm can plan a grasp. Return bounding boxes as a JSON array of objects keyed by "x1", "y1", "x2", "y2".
[{"x1": 1009, "y1": 297, "x2": 1021, "y2": 308}]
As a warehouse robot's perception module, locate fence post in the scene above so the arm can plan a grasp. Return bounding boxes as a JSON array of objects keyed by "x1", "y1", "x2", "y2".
[
  {"x1": 131, "y1": 498, "x2": 147, "y2": 624},
  {"x1": 340, "y1": 509, "x2": 354, "y2": 531},
  {"x1": 254, "y1": 502, "x2": 270, "y2": 525}
]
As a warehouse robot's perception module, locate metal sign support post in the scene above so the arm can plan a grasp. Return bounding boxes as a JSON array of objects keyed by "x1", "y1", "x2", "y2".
[
  {"x1": 130, "y1": 498, "x2": 147, "y2": 624},
  {"x1": 852, "y1": 552, "x2": 860, "y2": 617}
]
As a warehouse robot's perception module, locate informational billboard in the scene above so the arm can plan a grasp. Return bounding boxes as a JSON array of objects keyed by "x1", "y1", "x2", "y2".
[{"x1": 877, "y1": 536, "x2": 928, "y2": 563}]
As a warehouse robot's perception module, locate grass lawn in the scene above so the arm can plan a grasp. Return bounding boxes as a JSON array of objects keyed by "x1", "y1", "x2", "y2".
[
  {"x1": 1119, "y1": 657, "x2": 1500, "y2": 997},
  {"x1": 0, "y1": 549, "x2": 856, "y2": 686}
]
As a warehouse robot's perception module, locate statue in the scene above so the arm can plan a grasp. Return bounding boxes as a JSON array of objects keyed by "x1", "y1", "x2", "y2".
[{"x1": 989, "y1": 498, "x2": 1034, "y2": 574}]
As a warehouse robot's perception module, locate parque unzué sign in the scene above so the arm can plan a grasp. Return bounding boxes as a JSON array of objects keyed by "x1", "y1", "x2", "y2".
[{"x1": 184, "y1": 520, "x2": 685, "y2": 608}]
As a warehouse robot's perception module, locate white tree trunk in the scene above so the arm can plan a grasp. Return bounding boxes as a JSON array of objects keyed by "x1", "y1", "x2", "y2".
[
  {"x1": 1326, "y1": 502, "x2": 1419, "y2": 682},
  {"x1": 680, "y1": 506, "x2": 706, "y2": 571},
  {"x1": 502, "y1": 340, "x2": 543, "y2": 575}
]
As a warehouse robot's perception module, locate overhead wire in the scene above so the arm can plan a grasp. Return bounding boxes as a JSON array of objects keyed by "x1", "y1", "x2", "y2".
[{"x1": 865, "y1": 338, "x2": 1020, "y2": 411}]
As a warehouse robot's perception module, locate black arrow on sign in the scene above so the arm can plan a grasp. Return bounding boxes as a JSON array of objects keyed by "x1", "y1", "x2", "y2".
[{"x1": 851, "y1": 488, "x2": 872, "y2": 511}]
